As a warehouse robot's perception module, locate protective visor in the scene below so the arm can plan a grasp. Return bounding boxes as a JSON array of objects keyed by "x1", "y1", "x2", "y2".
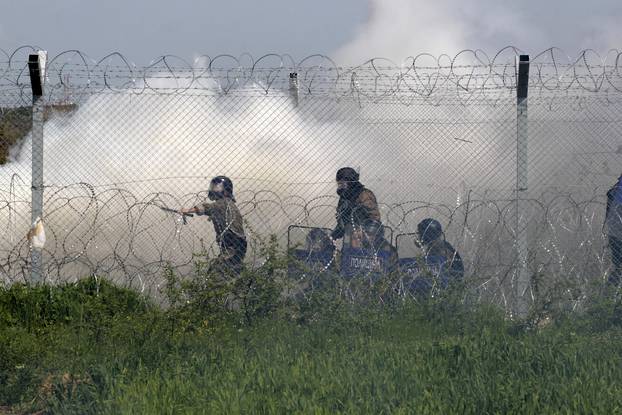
[{"x1": 209, "y1": 181, "x2": 224, "y2": 193}]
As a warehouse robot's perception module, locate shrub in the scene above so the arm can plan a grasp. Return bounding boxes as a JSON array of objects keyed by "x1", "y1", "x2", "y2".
[{"x1": 0, "y1": 276, "x2": 151, "y2": 330}]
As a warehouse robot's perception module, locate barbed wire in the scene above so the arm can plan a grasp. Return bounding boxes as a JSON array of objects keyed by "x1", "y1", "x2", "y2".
[
  {"x1": 0, "y1": 183, "x2": 611, "y2": 308},
  {"x1": 2, "y1": 45, "x2": 621, "y2": 316},
  {"x1": 1, "y1": 46, "x2": 622, "y2": 107}
]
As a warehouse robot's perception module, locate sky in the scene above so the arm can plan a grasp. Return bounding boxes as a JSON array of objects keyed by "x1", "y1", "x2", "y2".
[
  {"x1": 1, "y1": 0, "x2": 621, "y2": 65},
  {"x1": 0, "y1": 0, "x2": 368, "y2": 65}
]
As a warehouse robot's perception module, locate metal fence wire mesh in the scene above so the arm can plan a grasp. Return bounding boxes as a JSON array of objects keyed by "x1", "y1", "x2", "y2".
[{"x1": 1, "y1": 46, "x2": 622, "y2": 311}]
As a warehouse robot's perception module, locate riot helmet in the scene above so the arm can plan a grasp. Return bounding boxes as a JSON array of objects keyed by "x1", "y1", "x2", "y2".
[
  {"x1": 361, "y1": 219, "x2": 385, "y2": 248},
  {"x1": 208, "y1": 176, "x2": 234, "y2": 201},
  {"x1": 336, "y1": 167, "x2": 360, "y2": 197},
  {"x1": 306, "y1": 228, "x2": 333, "y2": 253},
  {"x1": 336, "y1": 167, "x2": 359, "y2": 182},
  {"x1": 417, "y1": 218, "x2": 443, "y2": 245}
]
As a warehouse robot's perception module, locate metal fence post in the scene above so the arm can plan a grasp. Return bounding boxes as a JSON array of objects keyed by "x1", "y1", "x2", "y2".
[
  {"x1": 28, "y1": 51, "x2": 46, "y2": 284},
  {"x1": 516, "y1": 54, "x2": 530, "y2": 317},
  {"x1": 289, "y1": 72, "x2": 299, "y2": 107}
]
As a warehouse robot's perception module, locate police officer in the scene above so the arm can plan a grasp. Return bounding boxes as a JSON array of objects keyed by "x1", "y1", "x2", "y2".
[
  {"x1": 181, "y1": 176, "x2": 247, "y2": 275},
  {"x1": 331, "y1": 167, "x2": 383, "y2": 247},
  {"x1": 416, "y1": 218, "x2": 464, "y2": 283},
  {"x1": 605, "y1": 174, "x2": 622, "y2": 286},
  {"x1": 331, "y1": 167, "x2": 397, "y2": 272},
  {"x1": 302, "y1": 228, "x2": 337, "y2": 289},
  {"x1": 306, "y1": 228, "x2": 336, "y2": 258}
]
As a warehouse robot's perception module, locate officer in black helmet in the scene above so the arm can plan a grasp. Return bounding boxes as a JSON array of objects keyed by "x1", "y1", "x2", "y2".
[
  {"x1": 181, "y1": 176, "x2": 247, "y2": 276},
  {"x1": 331, "y1": 167, "x2": 398, "y2": 272},
  {"x1": 306, "y1": 228, "x2": 336, "y2": 258},
  {"x1": 416, "y1": 218, "x2": 464, "y2": 282},
  {"x1": 331, "y1": 167, "x2": 383, "y2": 247},
  {"x1": 604, "y1": 174, "x2": 622, "y2": 286}
]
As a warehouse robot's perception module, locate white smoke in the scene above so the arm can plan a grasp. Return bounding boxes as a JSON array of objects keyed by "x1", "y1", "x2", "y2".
[
  {"x1": 334, "y1": 0, "x2": 621, "y2": 65},
  {"x1": 328, "y1": 1, "x2": 621, "y2": 298},
  {"x1": 0, "y1": 14, "x2": 619, "y2": 291},
  {"x1": 0, "y1": 66, "x2": 508, "y2": 287}
]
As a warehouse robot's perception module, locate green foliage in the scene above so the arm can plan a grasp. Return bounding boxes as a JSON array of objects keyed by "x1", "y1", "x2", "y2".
[
  {"x1": 0, "y1": 276, "x2": 151, "y2": 330},
  {"x1": 0, "y1": 106, "x2": 32, "y2": 164},
  {"x1": 560, "y1": 285, "x2": 622, "y2": 333},
  {"x1": 3, "y1": 264, "x2": 622, "y2": 413},
  {"x1": 163, "y1": 234, "x2": 287, "y2": 330},
  {"x1": 0, "y1": 276, "x2": 154, "y2": 409},
  {"x1": 0, "y1": 105, "x2": 78, "y2": 165},
  {"x1": 235, "y1": 235, "x2": 285, "y2": 323},
  {"x1": 162, "y1": 257, "x2": 236, "y2": 335}
]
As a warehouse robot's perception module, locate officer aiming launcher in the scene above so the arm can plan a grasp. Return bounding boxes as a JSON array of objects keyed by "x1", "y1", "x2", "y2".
[
  {"x1": 160, "y1": 207, "x2": 193, "y2": 225},
  {"x1": 175, "y1": 176, "x2": 248, "y2": 276}
]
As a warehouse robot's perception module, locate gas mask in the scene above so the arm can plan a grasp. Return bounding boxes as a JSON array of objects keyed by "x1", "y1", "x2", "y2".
[
  {"x1": 336, "y1": 181, "x2": 349, "y2": 197},
  {"x1": 208, "y1": 180, "x2": 225, "y2": 200}
]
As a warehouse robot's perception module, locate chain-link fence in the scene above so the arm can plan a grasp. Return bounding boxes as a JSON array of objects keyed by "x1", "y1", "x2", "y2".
[{"x1": 1, "y1": 46, "x2": 622, "y2": 312}]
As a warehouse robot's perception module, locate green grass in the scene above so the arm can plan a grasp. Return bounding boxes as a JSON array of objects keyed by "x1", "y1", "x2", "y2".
[{"x1": 2, "y1": 276, "x2": 622, "y2": 414}]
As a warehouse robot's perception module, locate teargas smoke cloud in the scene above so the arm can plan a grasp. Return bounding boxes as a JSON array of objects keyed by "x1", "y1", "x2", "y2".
[
  {"x1": 336, "y1": 0, "x2": 622, "y2": 65},
  {"x1": 0, "y1": 46, "x2": 621, "y2": 310}
]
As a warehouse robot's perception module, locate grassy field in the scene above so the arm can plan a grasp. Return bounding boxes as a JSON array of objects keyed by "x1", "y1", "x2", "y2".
[{"x1": 2, "y1": 274, "x2": 622, "y2": 414}]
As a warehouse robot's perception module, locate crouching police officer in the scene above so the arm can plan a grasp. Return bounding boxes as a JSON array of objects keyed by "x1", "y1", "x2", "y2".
[
  {"x1": 331, "y1": 167, "x2": 382, "y2": 245},
  {"x1": 181, "y1": 176, "x2": 247, "y2": 276},
  {"x1": 605, "y1": 174, "x2": 622, "y2": 286},
  {"x1": 331, "y1": 167, "x2": 397, "y2": 272},
  {"x1": 416, "y1": 218, "x2": 464, "y2": 283}
]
